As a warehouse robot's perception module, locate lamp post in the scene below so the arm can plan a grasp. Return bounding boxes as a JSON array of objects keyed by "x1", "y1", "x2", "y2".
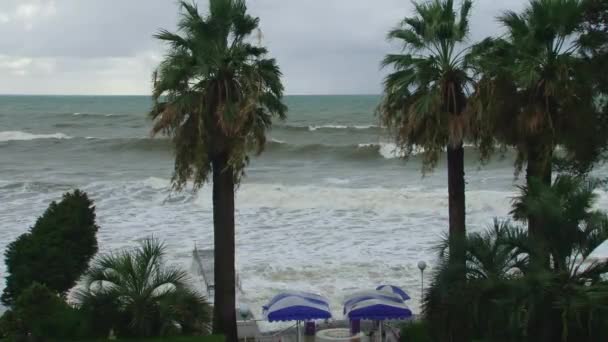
[{"x1": 417, "y1": 261, "x2": 427, "y2": 303}]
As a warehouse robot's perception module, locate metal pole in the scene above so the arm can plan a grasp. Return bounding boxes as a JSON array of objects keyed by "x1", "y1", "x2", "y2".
[
  {"x1": 421, "y1": 269, "x2": 424, "y2": 301},
  {"x1": 417, "y1": 261, "x2": 427, "y2": 304},
  {"x1": 297, "y1": 320, "x2": 300, "y2": 342},
  {"x1": 379, "y1": 321, "x2": 383, "y2": 342}
]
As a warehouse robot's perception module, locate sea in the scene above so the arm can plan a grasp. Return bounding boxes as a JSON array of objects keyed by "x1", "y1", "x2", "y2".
[{"x1": 1, "y1": 95, "x2": 606, "y2": 328}]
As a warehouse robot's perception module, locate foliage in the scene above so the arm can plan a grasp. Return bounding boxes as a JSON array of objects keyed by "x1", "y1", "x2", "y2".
[
  {"x1": 467, "y1": 0, "x2": 607, "y2": 177},
  {"x1": 76, "y1": 238, "x2": 211, "y2": 338},
  {"x1": 580, "y1": 0, "x2": 608, "y2": 93},
  {"x1": 0, "y1": 283, "x2": 90, "y2": 341},
  {"x1": 1, "y1": 190, "x2": 99, "y2": 306},
  {"x1": 378, "y1": 0, "x2": 473, "y2": 171},
  {"x1": 400, "y1": 320, "x2": 432, "y2": 342},
  {"x1": 150, "y1": 0, "x2": 287, "y2": 190},
  {"x1": 423, "y1": 175, "x2": 608, "y2": 342}
]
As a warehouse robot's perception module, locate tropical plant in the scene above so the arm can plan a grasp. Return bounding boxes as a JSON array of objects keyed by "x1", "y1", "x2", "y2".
[
  {"x1": 150, "y1": 1, "x2": 286, "y2": 340},
  {"x1": 466, "y1": 0, "x2": 608, "y2": 246},
  {"x1": 424, "y1": 220, "x2": 527, "y2": 341},
  {"x1": 2, "y1": 190, "x2": 99, "y2": 306},
  {"x1": 580, "y1": 0, "x2": 608, "y2": 93},
  {"x1": 424, "y1": 175, "x2": 608, "y2": 342},
  {"x1": 379, "y1": 0, "x2": 474, "y2": 270},
  {"x1": 76, "y1": 238, "x2": 211, "y2": 338}
]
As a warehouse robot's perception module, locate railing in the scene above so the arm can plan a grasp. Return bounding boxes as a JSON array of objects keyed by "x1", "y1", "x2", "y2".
[{"x1": 255, "y1": 322, "x2": 298, "y2": 342}]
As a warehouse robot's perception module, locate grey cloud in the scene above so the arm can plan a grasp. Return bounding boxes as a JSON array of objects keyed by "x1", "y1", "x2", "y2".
[{"x1": 0, "y1": 0, "x2": 528, "y2": 95}]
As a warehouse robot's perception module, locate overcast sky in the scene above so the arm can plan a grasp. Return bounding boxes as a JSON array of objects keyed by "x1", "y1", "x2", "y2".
[{"x1": 0, "y1": 0, "x2": 527, "y2": 95}]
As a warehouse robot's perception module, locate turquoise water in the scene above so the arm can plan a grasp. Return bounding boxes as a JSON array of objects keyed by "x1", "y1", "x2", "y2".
[{"x1": 2, "y1": 95, "x2": 603, "y2": 321}]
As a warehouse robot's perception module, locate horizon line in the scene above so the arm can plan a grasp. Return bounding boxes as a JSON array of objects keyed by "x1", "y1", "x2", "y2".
[{"x1": 0, "y1": 93, "x2": 381, "y2": 97}]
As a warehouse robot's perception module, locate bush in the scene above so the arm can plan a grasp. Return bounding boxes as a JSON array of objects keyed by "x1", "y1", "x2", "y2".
[
  {"x1": 1, "y1": 283, "x2": 90, "y2": 341},
  {"x1": 400, "y1": 321, "x2": 432, "y2": 342},
  {"x1": 1, "y1": 190, "x2": 99, "y2": 306}
]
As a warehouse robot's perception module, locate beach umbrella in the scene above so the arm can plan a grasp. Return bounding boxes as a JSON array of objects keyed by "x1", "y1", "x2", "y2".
[
  {"x1": 345, "y1": 298, "x2": 413, "y2": 320},
  {"x1": 263, "y1": 291, "x2": 331, "y2": 342},
  {"x1": 343, "y1": 290, "x2": 404, "y2": 314},
  {"x1": 376, "y1": 285, "x2": 411, "y2": 301},
  {"x1": 343, "y1": 290, "x2": 412, "y2": 341}
]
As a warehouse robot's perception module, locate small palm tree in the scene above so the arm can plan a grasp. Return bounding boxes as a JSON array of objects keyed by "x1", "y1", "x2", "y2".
[
  {"x1": 424, "y1": 220, "x2": 527, "y2": 340},
  {"x1": 512, "y1": 175, "x2": 608, "y2": 342},
  {"x1": 426, "y1": 194, "x2": 608, "y2": 342},
  {"x1": 77, "y1": 238, "x2": 210, "y2": 338},
  {"x1": 151, "y1": 1, "x2": 286, "y2": 340},
  {"x1": 379, "y1": 0, "x2": 473, "y2": 267}
]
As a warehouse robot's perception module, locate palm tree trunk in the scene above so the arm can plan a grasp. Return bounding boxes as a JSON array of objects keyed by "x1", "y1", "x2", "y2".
[
  {"x1": 447, "y1": 142, "x2": 466, "y2": 268},
  {"x1": 446, "y1": 142, "x2": 467, "y2": 342},
  {"x1": 525, "y1": 136, "x2": 552, "y2": 241},
  {"x1": 211, "y1": 153, "x2": 238, "y2": 342},
  {"x1": 525, "y1": 136, "x2": 555, "y2": 342}
]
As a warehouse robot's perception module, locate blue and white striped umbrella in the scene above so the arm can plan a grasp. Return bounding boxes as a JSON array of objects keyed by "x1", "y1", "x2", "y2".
[
  {"x1": 376, "y1": 285, "x2": 411, "y2": 301},
  {"x1": 345, "y1": 298, "x2": 413, "y2": 320},
  {"x1": 263, "y1": 291, "x2": 332, "y2": 322},
  {"x1": 343, "y1": 290, "x2": 404, "y2": 314}
]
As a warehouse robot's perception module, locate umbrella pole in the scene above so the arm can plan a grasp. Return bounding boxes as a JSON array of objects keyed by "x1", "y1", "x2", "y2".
[
  {"x1": 379, "y1": 321, "x2": 383, "y2": 342},
  {"x1": 296, "y1": 320, "x2": 300, "y2": 342}
]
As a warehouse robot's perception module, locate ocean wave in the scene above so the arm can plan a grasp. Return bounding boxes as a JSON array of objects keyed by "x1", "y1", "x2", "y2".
[
  {"x1": 309, "y1": 124, "x2": 379, "y2": 131},
  {"x1": 266, "y1": 141, "x2": 408, "y2": 160},
  {"x1": 0, "y1": 131, "x2": 72, "y2": 142},
  {"x1": 0, "y1": 132, "x2": 480, "y2": 161},
  {"x1": 277, "y1": 124, "x2": 381, "y2": 132},
  {"x1": 71, "y1": 112, "x2": 124, "y2": 117}
]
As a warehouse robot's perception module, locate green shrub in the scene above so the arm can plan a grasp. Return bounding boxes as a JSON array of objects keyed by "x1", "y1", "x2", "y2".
[
  {"x1": 400, "y1": 320, "x2": 432, "y2": 342},
  {"x1": 1, "y1": 283, "x2": 90, "y2": 341},
  {"x1": 2, "y1": 190, "x2": 99, "y2": 306}
]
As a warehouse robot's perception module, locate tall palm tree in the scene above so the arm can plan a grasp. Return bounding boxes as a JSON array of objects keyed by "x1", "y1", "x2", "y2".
[
  {"x1": 150, "y1": 1, "x2": 286, "y2": 340},
  {"x1": 379, "y1": 0, "x2": 473, "y2": 267},
  {"x1": 467, "y1": 0, "x2": 602, "y2": 242}
]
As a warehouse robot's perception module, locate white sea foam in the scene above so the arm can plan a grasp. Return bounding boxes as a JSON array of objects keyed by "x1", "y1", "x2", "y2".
[
  {"x1": 357, "y1": 142, "x2": 418, "y2": 159},
  {"x1": 324, "y1": 177, "x2": 351, "y2": 185},
  {"x1": 308, "y1": 124, "x2": 379, "y2": 131},
  {"x1": 0, "y1": 131, "x2": 72, "y2": 142},
  {"x1": 4, "y1": 175, "x2": 606, "y2": 329},
  {"x1": 0, "y1": 178, "x2": 517, "y2": 318},
  {"x1": 309, "y1": 125, "x2": 348, "y2": 131}
]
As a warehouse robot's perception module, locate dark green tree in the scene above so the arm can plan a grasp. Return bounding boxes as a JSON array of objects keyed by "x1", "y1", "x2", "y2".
[
  {"x1": 1, "y1": 190, "x2": 99, "y2": 306},
  {"x1": 580, "y1": 0, "x2": 608, "y2": 93},
  {"x1": 150, "y1": 1, "x2": 286, "y2": 340},
  {"x1": 379, "y1": 0, "x2": 473, "y2": 271},
  {"x1": 0, "y1": 283, "x2": 91, "y2": 341}
]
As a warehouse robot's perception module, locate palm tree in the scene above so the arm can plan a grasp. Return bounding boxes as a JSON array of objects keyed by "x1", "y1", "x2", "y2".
[
  {"x1": 467, "y1": 0, "x2": 604, "y2": 243},
  {"x1": 150, "y1": 1, "x2": 286, "y2": 340},
  {"x1": 379, "y1": 0, "x2": 473, "y2": 267},
  {"x1": 77, "y1": 238, "x2": 211, "y2": 337}
]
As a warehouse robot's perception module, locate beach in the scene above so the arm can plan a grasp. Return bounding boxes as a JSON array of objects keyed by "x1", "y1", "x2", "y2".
[{"x1": 1, "y1": 95, "x2": 607, "y2": 327}]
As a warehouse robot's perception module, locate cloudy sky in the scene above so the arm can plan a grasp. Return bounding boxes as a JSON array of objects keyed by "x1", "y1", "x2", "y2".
[{"x1": 0, "y1": 0, "x2": 527, "y2": 95}]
